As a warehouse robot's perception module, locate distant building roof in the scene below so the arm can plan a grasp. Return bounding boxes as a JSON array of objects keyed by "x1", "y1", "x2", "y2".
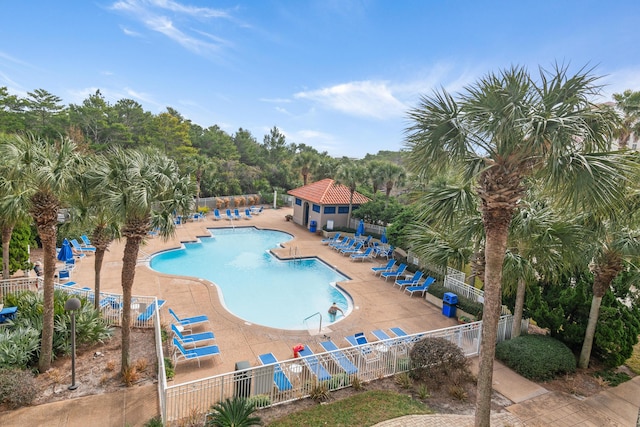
[{"x1": 288, "y1": 178, "x2": 371, "y2": 205}]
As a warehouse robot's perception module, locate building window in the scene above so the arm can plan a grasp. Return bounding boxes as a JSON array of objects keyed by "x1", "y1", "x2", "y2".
[
  {"x1": 312, "y1": 204, "x2": 320, "y2": 213},
  {"x1": 295, "y1": 198, "x2": 302, "y2": 206},
  {"x1": 338, "y1": 206, "x2": 350, "y2": 214},
  {"x1": 324, "y1": 206, "x2": 336, "y2": 214}
]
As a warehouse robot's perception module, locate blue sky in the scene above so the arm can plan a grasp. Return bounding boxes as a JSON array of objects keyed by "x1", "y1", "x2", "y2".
[{"x1": 2, "y1": 1, "x2": 640, "y2": 158}]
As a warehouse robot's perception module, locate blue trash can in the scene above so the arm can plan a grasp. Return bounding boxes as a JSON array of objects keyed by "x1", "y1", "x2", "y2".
[
  {"x1": 309, "y1": 220, "x2": 317, "y2": 233},
  {"x1": 442, "y1": 292, "x2": 458, "y2": 318}
]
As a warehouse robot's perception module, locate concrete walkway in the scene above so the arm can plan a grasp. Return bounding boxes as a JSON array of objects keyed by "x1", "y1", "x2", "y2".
[
  {"x1": 0, "y1": 384, "x2": 158, "y2": 427},
  {"x1": 376, "y1": 359, "x2": 640, "y2": 426}
]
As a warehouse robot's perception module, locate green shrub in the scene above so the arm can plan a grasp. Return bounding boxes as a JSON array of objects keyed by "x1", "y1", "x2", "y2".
[
  {"x1": 495, "y1": 334, "x2": 576, "y2": 381},
  {"x1": 164, "y1": 357, "x2": 175, "y2": 380},
  {"x1": 1, "y1": 290, "x2": 112, "y2": 369},
  {"x1": 594, "y1": 369, "x2": 631, "y2": 387},
  {"x1": 409, "y1": 337, "x2": 470, "y2": 389},
  {"x1": 309, "y1": 381, "x2": 330, "y2": 402},
  {"x1": 526, "y1": 270, "x2": 640, "y2": 368},
  {"x1": 143, "y1": 416, "x2": 163, "y2": 427},
  {"x1": 396, "y1": 357, "x2": 412, "y2": 371},
  {"x1": 247, "y1": 394, "x2": 271, "y2": 409},
  {"x1": 0, "y1": 368, "x2": 38, "y2": 408},
  {"x1": 206, "y1": 397, "x2": 261, "y2": 427},
  {"x1": 0, "y1": 325, "x2": 40, "y2": 368},
  {"x1": 326, "y1": 372, "x2": 349, "y2": 390}
]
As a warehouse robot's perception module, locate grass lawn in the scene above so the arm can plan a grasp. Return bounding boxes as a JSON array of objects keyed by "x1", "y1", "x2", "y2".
[{"x1": 266, "y1": 390, "x2": 433, "y2": 426}]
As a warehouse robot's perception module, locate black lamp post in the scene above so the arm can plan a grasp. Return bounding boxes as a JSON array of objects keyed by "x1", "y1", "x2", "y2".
[{"x1": 64, "y1": 297, "x2": 81, "y2": 390}]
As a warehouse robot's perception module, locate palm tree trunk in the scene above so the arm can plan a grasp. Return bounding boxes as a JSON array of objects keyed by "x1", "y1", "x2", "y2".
[
  {"x1": 578, "y1": 294, "x2": 602, "y2": 369},
  {"x1": 2, "y1": 224, "x2": 14, "y2": 280},
  {"x1": 38, "y1": 233, "x2": 56, "y2": 372},
  {"x1": 579, "y1": 256, "x2": 622, "y2": 369},
  {"x1": 94, "y1": 249, "x2": 105, "y2": 310},
  {"x1": 121, "y1": 236, "x2": 141, "y2": 374},
  {"x1": 512, "y1": 278, "x2": 526, "y2": 338},
  {"x1": 475, "y1": 220, "x2": 509, "y2": 427}
]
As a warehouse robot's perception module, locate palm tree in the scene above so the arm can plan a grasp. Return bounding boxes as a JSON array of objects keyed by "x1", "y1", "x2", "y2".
[
  {"x1": 102, "y1": 148, "x2": 189, "y2": 374},
  {"x1": 380, "y1": 162, "x2": 406, "y2": 198},
  {"x1": 293, "y1": 151, "x2": 319, "y2": 186},
  {"x1": 0, "y1": 137, "x2": 31, "y2": 280},
  {"x1": 577, "y1": 207, "x2": 640, "y2": 368},
  {"x1": 75, "y1": 154, "x2": 121, "y2": 309},
  {"x1": 405, "y1": 65, "x2": 621, "y2": 426},
  {"x1": 503, "y1": 199, "x2": 585, "y2": 337},
  {"x1": 0, "y1": 134, "x2": 80, "y2": 372},
  {"x1": 366, "y1": 160, "x2": 387, "y2": 194},
  {"x1": 612, "y1": 90, "x2": 640, "y2": 150},
  {"x1": 335, "y1": 161, "x2": 368, "y2": 226}
]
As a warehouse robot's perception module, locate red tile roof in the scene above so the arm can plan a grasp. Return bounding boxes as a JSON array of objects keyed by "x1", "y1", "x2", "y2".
[{"x1": 288, "y1": 178, "x2": 371, "y2": 205}]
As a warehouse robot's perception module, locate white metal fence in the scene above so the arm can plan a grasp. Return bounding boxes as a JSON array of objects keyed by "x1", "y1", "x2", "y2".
[
  {"x1": 1, "y1": 277, "x2": 166, "y2": 422},
  {"x1": 164, "y1": 314, "x2": 520, "y2": 425}
]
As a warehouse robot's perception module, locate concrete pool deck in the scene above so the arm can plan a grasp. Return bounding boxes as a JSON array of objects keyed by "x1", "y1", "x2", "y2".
[{"x1": 68, "y1": 206, "x2": 459, "y2": 383}]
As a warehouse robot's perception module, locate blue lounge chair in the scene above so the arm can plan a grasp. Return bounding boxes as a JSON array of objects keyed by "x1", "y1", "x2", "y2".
[
  {"x1": 332, "y1": 237, "x2": 353, "y2": 251},
  {"x1": 80, "y1": 235, "x2": 93, "y2": 247},
  {"x1": 244, "y1": 208, "x2": 253, "y2": 219},
  {"x1": 168, "y1": 308, "x2": 208, "y2": 330},
  {"x1": 340, "y1": 241, "x2": 363, "y2": 255},
  {"x1": 234, "y1": 209, "x2": 242, "y2": 220},
  {"x1": 350, "y1": 247, "x2": 373, "y2": 262},
  {"x1": 393, "y1": 271, "x2": 424, "y2": 289},
  {"x1": 99, "y1": 295, "x2": 119, "y2": 310},
  {"x1": 298, "y1": 345, "x2": 332, "y2": 381},
  {"x1": 345, "y1": 332, "x2": 378, "y2": 360},
  {"x1": 171, "y1": 323, "x2": 215, "y2": 346},
  {"x1": 328, "y1": 235, "x2": 348, "y2": 248},
  {"x1": 390, "y1": 326, "x2": 423, "y2": 344},
  {"x1": 225, "y1": 209, "x2": 234, "y2": 220},
  {"x1": 404, "y1": 277, "x2": 435, "y2": 297},
  {"x1": 70, "y1": 238, "x2": 96, "y2": 254},
  {"x1": 380, "y1": 263, "x2": 407, "y2": 281},
  {"x1": 374, "y1": 245, "x2": 394, "y2": 259},
  {"x1": 172, "y1": 337, "x2": 221, "y2": 367},
  {"x1": 371, "y1": 259, "x2": 395, "y2": 276},
  {"x1": 258, "y1": 353, "x2": 293, "y2": 391},
  {"x1": 321, "y1": 232, "x2": 341, "y2": 245},
  {"x1": 320, "y1": 340, "x2": 358, "y2": 375},
  {"x1": 213, "y1": 209, "x2": 222, "y2": 220},
  {"x1": 372, "y1": 329, "x2": 409, "y2": 355},
  {"x1": 390, "y1": 327, "x2": 409, "y2": 338},
  {"x1": 137, "y1": 299, "x2": 166, "y2": 322}
]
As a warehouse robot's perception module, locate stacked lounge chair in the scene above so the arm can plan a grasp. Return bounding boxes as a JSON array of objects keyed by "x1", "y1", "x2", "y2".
[{"x1": 172, "y1": 337, "x2": 221, "y2": 367}]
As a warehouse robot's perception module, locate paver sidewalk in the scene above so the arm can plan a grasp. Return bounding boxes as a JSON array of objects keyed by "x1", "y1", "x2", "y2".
[{"x1": 0, "y1": 384, "x2": 157, "y2": 427}]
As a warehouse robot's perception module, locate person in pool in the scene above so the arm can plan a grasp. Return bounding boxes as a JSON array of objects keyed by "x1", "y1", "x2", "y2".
[{"x1": 328, "y1": 302, "x2": 344, "y2": 322}]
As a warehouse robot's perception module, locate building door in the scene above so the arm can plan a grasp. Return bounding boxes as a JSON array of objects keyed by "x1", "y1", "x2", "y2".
[{"x1": 303, "y1": 202, "x2": 309, "y2": 226}]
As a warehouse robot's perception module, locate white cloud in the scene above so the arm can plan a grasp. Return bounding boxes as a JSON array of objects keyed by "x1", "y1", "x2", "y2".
[
  {"x1": 121, "y1": 26, "x2": 142, "y2": 37},
  {"x1": 599, "y1": 67, "x2": 640, "y2": 101},
  {"x1": 109, "y1": 0, "x2": 232, "y2": 56},
  {"x1": 294, "y1": 80, "x2": 406, "y2": 119}
]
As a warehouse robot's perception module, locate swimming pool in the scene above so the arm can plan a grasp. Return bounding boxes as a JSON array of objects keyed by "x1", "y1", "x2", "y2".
[{"x1": 150, "y1": 227, "x2": 351, "y2": 330}]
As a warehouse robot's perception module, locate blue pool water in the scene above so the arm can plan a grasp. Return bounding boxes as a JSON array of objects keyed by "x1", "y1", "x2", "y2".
[{"x1": 150, "y1": 227, "x2": 351, "y2": 330}]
